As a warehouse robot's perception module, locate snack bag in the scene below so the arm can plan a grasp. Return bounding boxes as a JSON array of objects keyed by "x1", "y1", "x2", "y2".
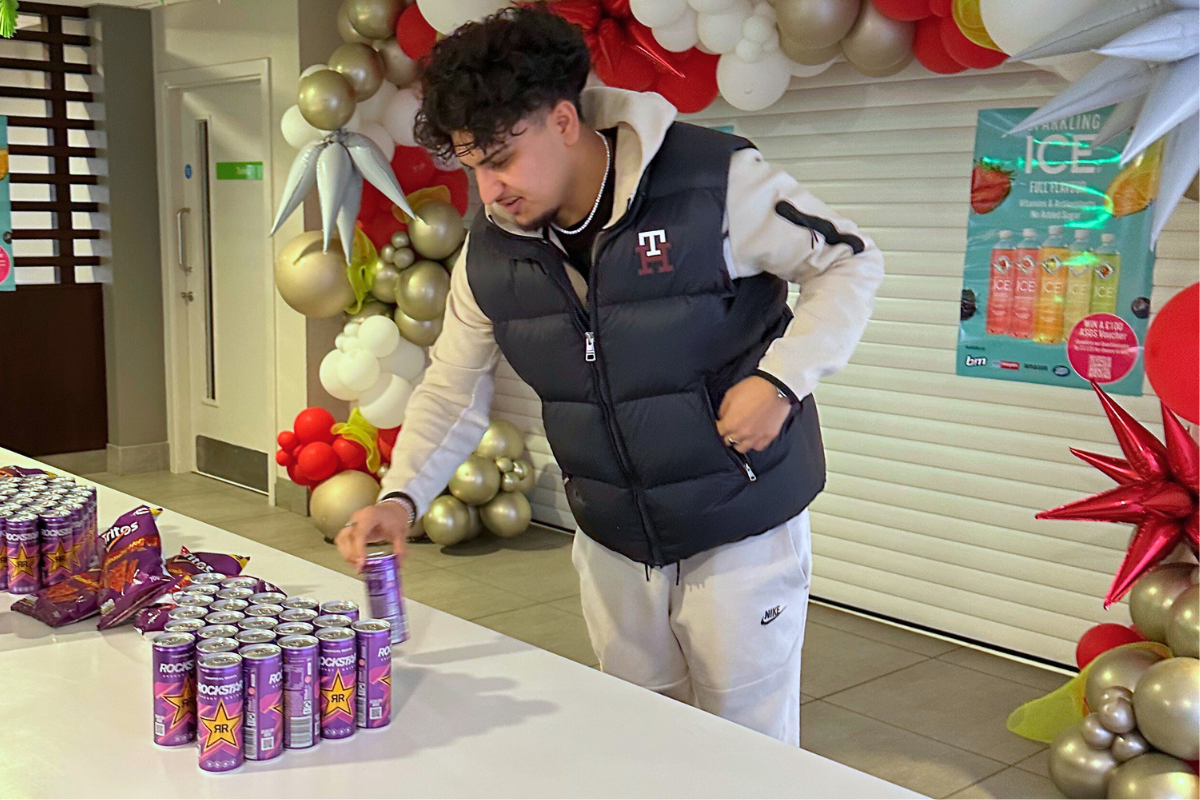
[
  {"x1": 11, "y1": 569, "x2": 103, "y2": 627},
  {"x1": 165, "y1": 547, "x2": 249, "y2": 591},
  {"x1": 97, "y1": 506, "x2": 174, "y2": 629},
  {"x1": 133, "y1": 604, "x2": 175, "y2": 635}
]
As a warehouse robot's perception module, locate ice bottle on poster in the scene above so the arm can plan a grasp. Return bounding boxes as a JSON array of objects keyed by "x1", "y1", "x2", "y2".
[
  {"x1": 1090, "y1": 233, "x2": 1121, "y2": 314},
  {"x1": 985, "y1": 229, "x2": 1015, "y2": 335},
  {"x1": 1033, "y1": 225, "x2": 1069, "y2": 344},
  {"x1": 1062, "y1": 229, "x2": 1093, "y2": 336},
  {"x1": 1010, "y1": 228, "x2": 1040, "y2": 339}
]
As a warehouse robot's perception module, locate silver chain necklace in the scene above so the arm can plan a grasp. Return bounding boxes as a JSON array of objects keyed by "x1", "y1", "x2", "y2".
[{"x1": 551, "y1": 131, "x2": 611, "y2": 236}]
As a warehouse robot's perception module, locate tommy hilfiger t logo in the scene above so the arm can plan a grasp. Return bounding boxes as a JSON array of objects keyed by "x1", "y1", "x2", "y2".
[
  {"x1": 636, "y1": 229, "x2": 673, "y2": 275},
  {"x1": 760, "y1": 605, "x2": 785, "y2": 625}
]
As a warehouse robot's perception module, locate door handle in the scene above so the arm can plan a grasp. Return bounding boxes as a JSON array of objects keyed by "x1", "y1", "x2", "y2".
[{"x1": 176, "y1": 208, "x2": 192, "y2": 273}]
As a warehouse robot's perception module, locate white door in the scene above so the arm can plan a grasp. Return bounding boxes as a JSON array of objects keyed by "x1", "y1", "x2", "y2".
[{"x1": 162, "y1": 64, "x2": 274, "y2": 493}]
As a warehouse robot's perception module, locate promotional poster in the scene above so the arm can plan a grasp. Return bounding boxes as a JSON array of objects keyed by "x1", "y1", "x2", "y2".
[
  {"x1": 0, "y1": 116, "x2": 12, "y2": 292},
  {"x1": 956, "y1": 107, "x2": 1159, "y2": 395}
]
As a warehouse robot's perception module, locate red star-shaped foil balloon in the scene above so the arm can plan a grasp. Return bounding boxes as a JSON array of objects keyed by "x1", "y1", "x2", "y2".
[{"x1": 1037, "y1": 383, "x2": 1199, "y2": 608}]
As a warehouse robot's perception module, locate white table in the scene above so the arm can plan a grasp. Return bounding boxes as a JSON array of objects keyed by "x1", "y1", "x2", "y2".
[{"x1": 0, "y1": 450, "x2": 919, "y2": 799}]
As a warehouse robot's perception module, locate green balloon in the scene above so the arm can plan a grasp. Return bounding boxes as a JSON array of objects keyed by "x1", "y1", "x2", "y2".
[
  {"x1": 1107, "y1": 753, "x2": 1200, "y2": 800},
  {"x1": 1133, "y1": 658, "x2": 1200, "y2": 761}
]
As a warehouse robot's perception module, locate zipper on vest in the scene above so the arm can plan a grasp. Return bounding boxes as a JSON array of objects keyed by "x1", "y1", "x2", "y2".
[
  {"x1": 584, "y1": 332, "x2": 596, "y2": 362},
  {"x1": 731, "y1": 449, "x2": 757, "y2": 482}
]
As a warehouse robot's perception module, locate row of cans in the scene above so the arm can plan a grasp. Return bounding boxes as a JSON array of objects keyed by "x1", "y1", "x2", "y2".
[
  {"x1": 153, "y1": 620, "x2": 393, "y2": 771},
  {"x1": 0, "y1": 477, "x2": 98, "y2": 595}
]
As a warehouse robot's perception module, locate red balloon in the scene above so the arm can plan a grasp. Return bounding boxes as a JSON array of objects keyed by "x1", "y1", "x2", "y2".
[
  {"x1": 432, "y1": 167, "x2": 471, "y2": 215},
  {"x1": 625, "y1": 19, "x2": 684, "y2": 77},
  {"x1": 287, "y1": 461, "x2": 317, "y2": 488},
  {"x1": 542, "y1": 0, "x2": 604, "y2": 31},
  {"x1": 277, "y1": 430, "x2": 298, "y2": 452},
  {"x1": 1145, "y1": 283, "x2": 1199, "y2": 424},
  {"x1": 589, "y1": 21, "x2": 657, "y2": 91},
  {"x1": 297, "y1": 441, "x2": 339, "y2": 483},
  {"x1": 1075, "y1": 623, "x2": 1144, "y2": 669},
  {"x1": 929, "y1": 0, "x2": 952, "y2": 16},
  {"x1": 391, "y1": 145, "x2": 437, "y2": 193},
  {"x1": 871, "y1": 0, "x2": 931, "y2": 21},
  {"x1": 333, "y1": 437, "x2": 368, "y2": 470},
  {"x1": 358, "y1": 180, "x2": 390, "y2": 223},
  {"x1": 655, "y1": 49, "x2": 719, "y2": 114},
  {"x1": 940, "y1": 16, "x2": 1006, "y2": 69},
  {"x1": 396, "y1": 4, "x2": 437, "y2": 60},
  {"x1": 275, "y1": 449, "x2": 294, "y2": 467},
  {"x1": 359, "y1": 211, "x2": 407, "y2": 252},
  {"x1": 600, "y1": 0, "x2": 629, "y2": 17},
  {"x1": 912, "y1": 15, "x2": 966, "y2": 73},
  {"x1": 294, "y1": 407, "x2": 337, "y2": 445},
  {"x1": 377, "y1": 425, "x2": 401, "y2": 462}
]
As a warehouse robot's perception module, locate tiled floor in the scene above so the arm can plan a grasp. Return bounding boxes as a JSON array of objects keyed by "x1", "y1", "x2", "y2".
[{"x1": 84, "y1": 469, "x2": 1072, "y2": 799}]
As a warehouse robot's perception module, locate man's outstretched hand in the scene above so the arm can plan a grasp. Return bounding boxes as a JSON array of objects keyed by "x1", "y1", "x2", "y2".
[{"x1": 335, "y1": 500, "x2": 412, "y2": 572}]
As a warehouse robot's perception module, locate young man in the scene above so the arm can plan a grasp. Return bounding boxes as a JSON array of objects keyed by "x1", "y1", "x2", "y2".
[{"x1": 337, "y1": 8, "x2": 883, "y2": 745}]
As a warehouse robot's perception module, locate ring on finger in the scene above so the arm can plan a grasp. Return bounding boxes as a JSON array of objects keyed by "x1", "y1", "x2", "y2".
[{"x1": 725, "y1": 435, "x2": 739, "y2": 446}]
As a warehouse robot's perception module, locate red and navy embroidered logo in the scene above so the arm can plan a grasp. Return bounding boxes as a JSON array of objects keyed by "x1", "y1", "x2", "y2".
[{"x1": 636, "y1": 229, "x2": 673, "y2": 275}]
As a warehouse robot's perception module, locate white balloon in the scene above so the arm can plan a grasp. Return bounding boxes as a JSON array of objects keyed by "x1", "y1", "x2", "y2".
[
  {"x1": 654, "y1": 7, "x2": 699, "y2": 52},
  {"x1": 735, "y1": 38, "x2": 764, "y2": 62},
  {"x1": 319, "y1": 350, "x2": 359, "y2": 401},
  {"x1": 742, "y1": 13, "x2": 774, "y2": 43},
  {"x1": 338, "y1": 347, "x2": 382, "y2": 393},
  {"x1": 355, "y1": 80, "x2": 398, "y2": 124},
  {"x1": 300, "y1": 64, "x2": 329, "y2": 79},
  {"x1": 689, "y1": 0, "x2": 739, "y2": 12},
  {"x1": 381, "y1": 88, "x2": 421, "y2": 148},
  {"x1": 335, "y1": 333, "x2": 352, "y2": 352},
  {"x1": 357, "y1": 373, "x2": 414, "y2": 428},
  {"x1": 754, "y1": 2, "x2": 776, "y2": 22},
  {"x1": 698, "y1": 1, "x2": 753, "y2": 54},
  {"x1": 357, "y1": 122, "x2": 395, "y2": 161},
  {"x1": 376, "y1": 336, "x2": 426, "y2": 381},
  {"x1": 416, "y1": 0, "x2": 511, "y2": 35},
  {"x1": 343, "y1": 321, "x2": 361, "y2": 337},
  {"x1": 281, "y1": 105, "x2": 323, "y2": 150},
  {"x1": 717, "y1": 50, "x2": 791, "y2": 110},
  {"x1": 357, "y1": 314, "x2": 401, "y2": 357},
  {"x1": 631, "y1": 0, "x2": 687, "y2": 27},
  {"x1": 762, "y1": 35, "x2": 780, "y2": 53}
]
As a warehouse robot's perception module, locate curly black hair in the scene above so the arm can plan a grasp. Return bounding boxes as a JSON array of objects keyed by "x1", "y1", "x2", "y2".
[{"x1": 414, "y1": 7, "x2": 591, "y2": 162}]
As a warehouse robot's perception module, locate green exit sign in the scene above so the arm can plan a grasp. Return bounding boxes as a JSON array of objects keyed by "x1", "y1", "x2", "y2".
[{"x1": 215, "y1": 161, "x2": 263, "y2": 180}]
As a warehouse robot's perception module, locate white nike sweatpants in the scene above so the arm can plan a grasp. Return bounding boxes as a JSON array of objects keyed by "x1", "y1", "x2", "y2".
[{"x1": 571, "y1": 510, "x2": 812, "y2": 746}]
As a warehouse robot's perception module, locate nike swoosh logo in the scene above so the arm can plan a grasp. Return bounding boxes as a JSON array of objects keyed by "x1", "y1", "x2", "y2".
[{"x1": 761, "y1": 606, "x2": 785, "y2": 625}]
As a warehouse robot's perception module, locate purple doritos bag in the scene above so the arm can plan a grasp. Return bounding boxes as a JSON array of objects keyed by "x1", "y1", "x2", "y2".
[
  {"x1": 97, "y1": 506, "x2": 174, "y2": 630},
  {"x1": 165, "y1": 547, "x2": 249, "y2": 591},
  {"x1": 133, "y1": 604, "x2": 175, "y2": 635},
  {"x1": 11, "y1": 569, "x2": 103, "y2": 627}
]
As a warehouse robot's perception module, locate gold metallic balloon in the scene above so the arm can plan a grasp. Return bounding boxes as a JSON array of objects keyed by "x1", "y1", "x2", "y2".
[
  {"x1": 345, "y1": 0, "x2": 403, "y2": 40},
  {"x1": 396, "y1": 260, "x2": 451, "y2": 321},
  {"x1": 424, "y1": 494, "x2": 471, "y2": 546},
  {"x1": 1107, "y1": 753, "x2": 1200, "y2": 800},
  {"x1": 391, "y1": 246, "x2": 415, "y2": 270},
  {"x1": 298, "y1": 69, "x2": 357, "y2": 131},
  {"x1": 309, "y1": 470, "x2": 381, "y2": 541},
  {"x1": 1110, "y1": 730, "x2": 1151, "y2": 763},
  {"x1": 840, "y1": 1, "x2": 915, "y2": 76},
  {"x1": 409, "y1": 200, "x2": 466, "y2": 261},
  {"x1": 1048, "y1": 724, "x2": 1118, "y2": 799},
  {"x1": 1130, "y1": 564, "x2": 1195, "y2": 644},
  {"x1": 275, "y1": 231, "x2": 356, "y2": 318},
  {"x1": 351, "y1": 298, "x2": 393, "y2": 323},
  {"x1": 448, "y1": 454, "x2": 502, "y2": 506},
  {"x1": 776, "y1": 0, "x2": 861, "y2": 51},
  {"x1": 390, "y1": 231, "x2": 410, "y2": 249},
  {"x1": 1079, "y1": 713, "x2": 1116, "y2": 749},
  {"x1": 376, "y1": 38, "x2": 419, "y2": 87},
  {"x1": 394, "y1": 305, "x2": 442, "y2": 347},
  {"x1": 850, "y1": 52, "x2": 914, "y2": 78},
  {"x1": 328, "y1": 43, "x2": 384, "y2": 101},
  {"x1": 500, "y1": 472, "x2": 519, "y2": 493},
  {"x1": 1166, "y1": 585, "x2": 1199, "y2": 659},
  {"x1": 464, "y1": 504, "x2": 482, "y2": 540},
  {"x1": 1185, "y1": 173, "x2": 1199, "y2": 202},
  {"x1": 476, "y1": 419, "x2": 524, "y2": 461},
  {"x1": 337, "y1": 1, "x2": 371, "y2": 43},
  {"x1": 1085, "y1": 647, "x2": 1166, "y2": 712},
  {"x1": 480, "y1": 491, "x2": 532, "y2": 538},
  {"x1": 1097, "y1": 697, "x2": 1137, "y2": 735},
  {"x1": 1133, "y1": 657, "x2": 1200, "y2": 761},
  {"x1": 496, "y1": 457, "x2": 515, "y2": 473},
  {"x1": 444, "y1": 242, "x2": 465, "y2": 270},
  {"x1": 511, "y1": 459, "x2": 535, "y2": 492},
  {"x1": 779, "y1": 36, "x2": 841, "y2": 65},
  {"x1": 369, "y1": 259, "x2": 402, "y2": 303}
]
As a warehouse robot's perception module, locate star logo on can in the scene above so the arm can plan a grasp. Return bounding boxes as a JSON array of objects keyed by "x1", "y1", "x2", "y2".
[
  {"x1": 199, "y1": 699, "x2": 241, "y2": 754},
  {"x1": 321, "y1": 671, "x2": 355, "y2": 721}
]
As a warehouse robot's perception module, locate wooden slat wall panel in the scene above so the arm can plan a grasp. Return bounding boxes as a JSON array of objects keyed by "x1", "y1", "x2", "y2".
[{"x1": 484, "y1": 61, "x2": 1199, "y2": 664}]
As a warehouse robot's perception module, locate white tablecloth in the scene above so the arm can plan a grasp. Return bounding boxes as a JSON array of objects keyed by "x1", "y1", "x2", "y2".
[{"x1": 0, "y1": 449, "x2": 919, "y2": 798}]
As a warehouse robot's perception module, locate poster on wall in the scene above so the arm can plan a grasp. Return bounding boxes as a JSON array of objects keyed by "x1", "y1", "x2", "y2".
[
  {"x1": 0, "y1": 116, "x2": 12, "y2": 292},
  {"x1": 956, "y1": 107, "x2": 1158, "y2": 396}
]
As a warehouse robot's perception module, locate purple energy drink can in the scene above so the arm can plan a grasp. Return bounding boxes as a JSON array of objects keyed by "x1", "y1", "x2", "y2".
[
  {"x1": 185, "y1": 583, "x2": 220, "y2": 597},
  {"x1": 278, "y1": 608, "x2": 317, "y2": 624},
  {"x1": 280, "y1": 596, "x2": 319, "y2": 611},
  {"x1": 164, "y1": 618, "x2": 206, "y2": 635},
  {"x1": 245, "y1": 603, "x2": 284, "y2": 619},
  {"x1": 236, "y1": 629, "x2": 277, "y2": 646},
  {"x1": 279, "y1": 634, "x2": 319, "y2": 750},
  {"x1": 209, "y1": 598, "x2": 249, "y2": 613},
  {"x1": 58, "y1": 501, "x2": 84, "y2": 574},
  {"x1": 216, "y1": 587, "x2": 254, "y2": 601},
  {"x1": 5, "y1": 512, "x2": 41, "y2": 595},
  {"x1": 364, "y1": 552, "x2": 408, "y2": 644},
  {"x1": 168, "y1": 606, "x2": 209, "y2": 621},
  {"x1": 240, "y1": 643, "x2": 284, "y2": 761},
  {"x1": 320, "y1": 600, "x2": 359, "y2": 622},
  {"x1": 191, "y1": 572, "x2": 228, "y2": 585},
  {"x1": 0, "y1": 508, "x2": 10, "y2": 592},
  {"x1": 238, "y1": 616, "x2": 278, "y2": 632},
  {"x1": 172, "y1": 592, "x2": 213, "y2": 608},
  {"x1": 248, "y1": 591, "x2": 287, "y2": 606},
  {"x1": 197, "y1": 624, "x2": 240, "y2": 641},
  {"x1": 317, "y1": 627, "x2": 357, "y2": 740},
  {"x1": 273, "y1": 621, "x2": 314, "y2": 638},
  {"x1": 205, "y1": 611, "x2": 246, "y2": 626},
  {"x1": 353, "y1": 620, "x2": 392, "y2": 729},
  {"x1": 152, "y1": 632, "x2": 197, "y2": 746},
  {"x1": 220, "y1": 576, "x2": 261, "y2": 591},
  {"x1": 196, "y1": 638, "x2": 241, "y2": 656},
  {"x1": 197, "y1": 652, "x2": 244, "y2": 772},
  {"x1": 313, "y1": 614, "x2": 353, "y2": 630},
  {"x1": 38, "y1": 508, "x2": 73, "y2": 586}
]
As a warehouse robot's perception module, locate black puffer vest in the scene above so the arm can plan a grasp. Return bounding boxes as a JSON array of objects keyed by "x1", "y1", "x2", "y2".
[{"x1": 467, "y1": 123, "x2": 825, "y2": 566}]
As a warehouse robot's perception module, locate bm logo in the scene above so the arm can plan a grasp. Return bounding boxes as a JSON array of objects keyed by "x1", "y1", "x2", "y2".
[{"x1": 964, "y1": 355, "x2": 987, "y2": 367}]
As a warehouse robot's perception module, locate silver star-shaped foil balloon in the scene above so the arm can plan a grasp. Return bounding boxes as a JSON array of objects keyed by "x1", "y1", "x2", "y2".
[
  {"x1": 269, "y1": 128, "x2": 417, "y2": 264},
  {"x1": 1006, "y1": 0, "x2": 1198, "y2": 244}
]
